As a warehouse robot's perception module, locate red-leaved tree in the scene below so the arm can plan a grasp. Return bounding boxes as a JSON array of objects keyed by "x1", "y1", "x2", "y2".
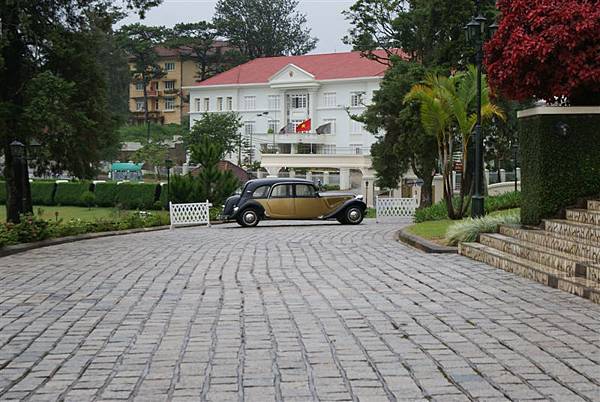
[{"x1": 484, "y1": 0, "x2": 600, "y2": 105}]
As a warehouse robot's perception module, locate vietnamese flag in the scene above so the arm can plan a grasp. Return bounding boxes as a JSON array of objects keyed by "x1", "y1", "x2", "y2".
[{"x1": 296, "y1": 119, "x2": 311, "y2": 133}]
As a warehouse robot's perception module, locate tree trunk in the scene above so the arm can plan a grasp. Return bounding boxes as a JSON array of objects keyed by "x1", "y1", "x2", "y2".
[{"x1": 420, "y1": 175, "x2": 433, "y2": 208}]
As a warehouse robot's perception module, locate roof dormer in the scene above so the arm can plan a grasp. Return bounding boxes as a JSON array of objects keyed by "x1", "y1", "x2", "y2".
[{"x1": 268, "y1": 64, "x2": 320, "y2": 89}]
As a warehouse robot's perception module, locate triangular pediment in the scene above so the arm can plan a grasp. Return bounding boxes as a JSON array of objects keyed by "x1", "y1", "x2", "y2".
[{"x1": 268, "y1": 64, "x2": 316, "y2": 85}]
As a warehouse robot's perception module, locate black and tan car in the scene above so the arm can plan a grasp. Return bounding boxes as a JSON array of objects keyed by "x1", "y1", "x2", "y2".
[{"x1": 221, "y1": 178, "x2": 367, "y2": 227}]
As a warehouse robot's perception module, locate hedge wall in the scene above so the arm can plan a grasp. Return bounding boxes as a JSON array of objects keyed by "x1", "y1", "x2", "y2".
[
  {"x1": 0, "y1": 181, "x2": 6, "y2": 204},
  {"x1": 54, "y1": 182, "x2": 93, "y2": 206},
  {"x1": 520, "y1": 111, "x2": 600, "y2": 225},
  {"x1": 115, "y1": 183, "x2": 159, "y2": 210},
  {"x1": 94, "y1": 182, "x2": 119, "y2": 207},
  {"x1": 31, "y1": 182, "x2": 56, "y2": 205}
]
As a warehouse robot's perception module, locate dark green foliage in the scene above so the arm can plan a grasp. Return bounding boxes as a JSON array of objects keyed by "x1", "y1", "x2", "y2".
[
  {"x1": 55, "y1": 182, "x2": 92, "y2": 206},
  {"x1": 115, "y1": 183, "x2": 160, "y2": 210},
  {"x1": 168, "y1": 175, "x2": 201, "y2": 204},
  {"x1": 321, "y1": 184, "x2": 341, "y2": 191},
  {"x1": 80, "y1": 191, "x2": 96, "y2": 209},
  {"x1": 414, "y1": 191, "x2": 521, "y2": 223},
  {"x1": 0, "y1": 182, "x2": 7, "y2": 204},
  {"x1": 520, "y1": 113, "x2": 600, "y2": 225},
  {"x1": 31, "y1": 182, "x2": 56, "y2": 206},
  {"x1": 94, "y1": 182, "x2": 120, "y2": 207},
  {"x1": 187, "y1": 113, "x2": 243, "y2": 160}
]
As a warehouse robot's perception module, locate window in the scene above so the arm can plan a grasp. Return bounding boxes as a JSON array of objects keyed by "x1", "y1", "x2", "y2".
[
  {"x1": 351, "y1": 120, "x2": 364, "y2": 134},
  {"x1": 350, "y1": 143, "x2": 363, "y2": 155},
  {"x1": 322, "y1": 118, "x2": 336, "y2": 134},
  {"x1": 195, "y1": 98, "x2": 202, "y2": 112},
  {"x1": 295, "y1": 184, "x2": 316, "y2": 198},
  {"x1": 154, "y1": 99, "x2": 159, "y2": 110},
  {"x1": 323, "y1": 92, "x2": 336, "y2": 107},
  {"x1": 252, "y1": 185, "x2": 270, "y2": 198},
  {"x1": 289, "y1": 94, "x2": 307, "y2": 109},
  {"x1": 270, "y1": 184, "x2": 293, "y2": 198},
  {"x1": 350, "y1": 92, "x2": 364, "y2": 107},
  {"x1": 164, "y1": 80, "x2": 175, "y2": 90},
  {"x1": 165, "y1": 62, "x2": 176, "y2": 71},
  {"x1": 244, "y1": 96, "x2": 256, "y2": 110},
  {"x1": 217, "y1": 97, "x2": 223, "y2": 111},
  {"x1": 135, "y1": 100, "x2": 145, "y2": 111},
  {"x1": 268, "y1": 120, "x2": 280, "y2": 133},
  {"x1": 135, "y1": 82, "x2": 144, "y2": 91},
  {"x1": 290, "y1": 119, "x2": 304, "y2": 133},
  {"x1": 322, "y1": 144, "x2": 337, "y2": 154},
  {"x1": 244, "y1": 121, "x2": 255, "y2": 136},
  {"x1": 165, "y1": 97, "x2": 176, "y2": 111},
  {"x1": 268, "y1": 95, "x2": 281, "y2": 110},
  {"x1": 226, "y1": 97, "x2": 233, "y2": 110},
  {"x1": 203, "y1": 98, "x2": 210, "y2": 111}
]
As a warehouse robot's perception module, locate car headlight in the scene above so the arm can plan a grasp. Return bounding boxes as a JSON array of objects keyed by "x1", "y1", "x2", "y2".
[{"x1": 233, "y1": 206, "x2": 239, "y2": 212}]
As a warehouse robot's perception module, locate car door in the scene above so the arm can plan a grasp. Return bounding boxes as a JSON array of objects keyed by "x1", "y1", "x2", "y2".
[
  {"x1": 294, "y1": 184, "x2": 328, "y2": 219},
  {"x1": 266, "y1": 184, "x2": 295, "y2": 218}
]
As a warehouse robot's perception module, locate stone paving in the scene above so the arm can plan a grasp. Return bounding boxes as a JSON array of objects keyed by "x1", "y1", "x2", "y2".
[{"x1": 0, "y1": 220, "x2": 599, "y2": 402}]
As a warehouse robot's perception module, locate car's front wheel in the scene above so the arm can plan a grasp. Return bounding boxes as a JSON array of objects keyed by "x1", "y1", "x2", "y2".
[
  {"x1": 236, "y1": 208, "x2": 260, "y2": 227},
  {"x1": 343, "y1": 206, "x2": 364, "y2": 225}
]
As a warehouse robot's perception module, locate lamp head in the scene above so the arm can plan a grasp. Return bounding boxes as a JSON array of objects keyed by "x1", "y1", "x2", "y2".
[{"x1": 10, "y1": 140, "x2": 25, "y2": 158}]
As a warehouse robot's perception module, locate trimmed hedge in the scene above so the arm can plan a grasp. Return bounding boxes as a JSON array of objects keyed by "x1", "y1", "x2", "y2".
[
  {"x1": 31, "y1": 182, "x2": 56, "y2": 205},
  {"x1": 520, "y1": 112, "x2": 600, "y2": 225},
  {"x1": 115, "y1": 183, "x2": 159, "y2": 210},
  {"x1": 54, "y1": 182, "x2": 93, "y2": 206},
  {"x1": 0, "y1": 181, "x2": 6, "y2": 204},
  {"x1": 94, "y1": 182, "x2": 120, "y2": 207}
]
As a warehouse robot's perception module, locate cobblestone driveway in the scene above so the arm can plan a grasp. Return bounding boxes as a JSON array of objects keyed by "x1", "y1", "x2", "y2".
[{"x1": 0, "y1": 220, "x2": 599, "y2": 402}]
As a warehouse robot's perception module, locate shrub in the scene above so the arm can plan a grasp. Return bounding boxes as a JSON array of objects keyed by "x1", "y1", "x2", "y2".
[
  {"x1": 31, "y1": 182, "x2": 56, "y2": 205},
  {"x1": 414, "y1": 192, "x2": 521, "y2": 223},
  {"x1": 321, "y1": 184, "x2": 340, "y2": 191},
  {"x1": 445, "y1": 212, "x2": 520, "y2": 246},
  {"x1": 80, "y1": 191, "x2": 96, "y2": 209},
  {"x1": 94, "y1": 182, "x2": 119, "y2": 207},
  {"x1": 115, "y1": 183, "x2": 159, "y2": 210},
  {"x1": 54, "y1": 182, "x2": 92, "y2": 206}
]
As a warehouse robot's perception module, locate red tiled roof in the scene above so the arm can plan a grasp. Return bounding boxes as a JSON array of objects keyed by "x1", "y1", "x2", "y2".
[{"x1": 194, "y1": 50, "x2": 406, "y2": 86}]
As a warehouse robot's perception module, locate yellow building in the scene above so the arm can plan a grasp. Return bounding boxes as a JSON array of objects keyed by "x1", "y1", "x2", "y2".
[{"x1": 128, "y1": 47, "x2": 198, "y2": 126}]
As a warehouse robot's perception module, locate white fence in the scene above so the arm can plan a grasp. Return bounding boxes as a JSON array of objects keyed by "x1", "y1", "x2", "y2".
[
  {"x1": 169, "y1": 201, "x2": 212, "y2": 230},
  {"x1": 375, "y1": 197, "x2": 418, "y2": 223}
]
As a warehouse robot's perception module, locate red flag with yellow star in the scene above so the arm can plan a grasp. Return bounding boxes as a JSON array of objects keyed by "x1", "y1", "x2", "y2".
[{"x1": 295, "y1": 119, "x2": 311, "y2": 133}]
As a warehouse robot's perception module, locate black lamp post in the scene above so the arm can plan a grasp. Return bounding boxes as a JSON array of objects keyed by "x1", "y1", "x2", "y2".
[
  {"x1": 465, "y1": 1, "x2": 498, "y2": 218},
  {"x1": 165, "y1": 159, "x2": 173, "y2": 205},
  {"x1": 9, "y1": 141, "x2": 26, "y2": 223},
  {"x1": 512, "y1": 142, "x2": 519, "y2": 192}
]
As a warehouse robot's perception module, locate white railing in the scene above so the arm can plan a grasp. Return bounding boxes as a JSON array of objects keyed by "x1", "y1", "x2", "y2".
[
  {"x1": 169, "y1": 201, "x2": 212, "y2": 230},
  {"x1": 375, "y1": 197, "x2": 418, "y2": 223}
]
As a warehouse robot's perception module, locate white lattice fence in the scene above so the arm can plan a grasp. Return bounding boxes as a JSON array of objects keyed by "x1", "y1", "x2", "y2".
[
  {"x1": 169, "y1": 201, "x2": 212, "y2": 229},
  {"x1": 375, "y1": 197, "x2": 418, "y2": 223}
]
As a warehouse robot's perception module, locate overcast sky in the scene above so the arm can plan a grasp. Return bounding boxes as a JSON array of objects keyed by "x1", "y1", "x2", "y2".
[{"x1": 120, "y1": 0, "x2": 356, "y2": 54}]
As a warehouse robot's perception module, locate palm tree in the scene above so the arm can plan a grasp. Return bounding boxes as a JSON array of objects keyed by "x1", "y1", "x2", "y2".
[{"x1": 405, "y1": 66, "x2": 504, "y2": 219}]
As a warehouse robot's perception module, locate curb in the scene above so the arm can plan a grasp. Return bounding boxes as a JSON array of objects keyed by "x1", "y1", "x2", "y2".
[
  {"x1": 0, "y1": 225, "x2": 173, "y2": 258},
  {"x1": 396, "y1": 227, "x2": 457, "y2": 254}
]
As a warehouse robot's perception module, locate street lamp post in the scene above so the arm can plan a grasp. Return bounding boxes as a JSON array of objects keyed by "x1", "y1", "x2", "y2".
[
  {"x1": 465, "y1": 1, "x2": 498, "y2": 218},
  {"x1": 8, "y1": 141, "x2": 26, "y2": 223},
  {"x1": 512, "y1": 143, "x2": 519, "y2": 192}
]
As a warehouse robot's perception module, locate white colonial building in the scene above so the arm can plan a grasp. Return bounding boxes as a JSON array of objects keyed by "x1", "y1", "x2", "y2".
[{"x1": 187, "y1": 50, "x2": 400, "y2": 201}]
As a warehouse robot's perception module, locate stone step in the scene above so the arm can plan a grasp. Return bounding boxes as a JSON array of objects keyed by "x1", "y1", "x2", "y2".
[
  {"x1": 566, "y1": 208, "x2": 600, "y2": 226},
  {"x1": 588, "y1": 200, "x2": 600, "y2": 212},
  {"x1": 543, "y1": 219, "x2": 600, "y2": 244},
  {"x1": 479, "y1": 233, "x2": 589, "y2": 276},
  {"x1": 579, "y1": 263, "x2": 600, "y2": 283},
  {"x1": 499, "y1": 225, "x2": 600, "y2": 263},
  {"x1": 459, "y1": 243, "x2": 600, "y2": 304}
]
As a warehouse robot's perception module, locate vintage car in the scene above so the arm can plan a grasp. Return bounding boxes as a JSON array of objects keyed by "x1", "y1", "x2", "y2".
[{"x1": 221, "y1": 178, "x2": 367, "y2": 227}]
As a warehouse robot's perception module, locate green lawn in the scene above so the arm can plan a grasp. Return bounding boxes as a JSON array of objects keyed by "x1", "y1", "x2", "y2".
[
  {"x1": 0, "y1": 206, "x2": 169, "y2": 223},
  {"x1": 406, "y1": 208, "x2": 520, "y2": 245}
]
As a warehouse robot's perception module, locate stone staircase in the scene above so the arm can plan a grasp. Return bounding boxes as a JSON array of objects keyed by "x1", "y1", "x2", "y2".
[{"x1": 459, "y1": 200, "x2": 600, "y2": 304}]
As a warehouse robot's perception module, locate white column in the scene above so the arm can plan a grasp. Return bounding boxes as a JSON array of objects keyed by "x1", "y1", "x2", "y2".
[
  {"x1": 484, "y1": 169, "x2": 490, "y2": 186},
  {"x1": 280, "y1": 90, "x2": 286, "y2": 131},
  {"x1": 306, "y1": 171, "x2": 313, "y2": 182},
  {"x1": 289, "y1": 168, "x2": 296, "y2": 178},
  {"x1": 516, "y1": 167, "x2": 521, "y2": 182},
  {"x1": 339, "y1": 168, "x2": 351, "y2": 190},
  {"x1": 500, "y1": 168, "x2": 506, "y2": 182},
  {"x1": 433, "y1": 174, "x2": 444, "y2": 204},
  {"x1": 362, "y1": 176, "x2": 376, "y2": 208},
  {"x1": 308, "y1": 89, "x2": 317, "y2": 128},
  {"x1": 323, "y1": 171, "x2": 330, "y2": 185}
]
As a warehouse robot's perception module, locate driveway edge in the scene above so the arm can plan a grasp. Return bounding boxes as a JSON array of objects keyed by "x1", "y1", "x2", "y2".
[{"x1": 396, "y1": 227, "x2": 457, "y2": 254}]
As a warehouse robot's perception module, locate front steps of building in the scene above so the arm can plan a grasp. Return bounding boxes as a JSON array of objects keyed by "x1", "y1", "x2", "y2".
[{"x1": 459, "y1": 200, "x2": 600, "y2": 304}]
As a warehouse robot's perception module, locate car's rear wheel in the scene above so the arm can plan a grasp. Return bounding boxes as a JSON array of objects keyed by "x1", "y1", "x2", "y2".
[
  {"x1": 237, "y1": 208, "x2": 260, "y2": 227},
  {"x1": 344, "y1": 206, "x2": 364, "y2": 225}
]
